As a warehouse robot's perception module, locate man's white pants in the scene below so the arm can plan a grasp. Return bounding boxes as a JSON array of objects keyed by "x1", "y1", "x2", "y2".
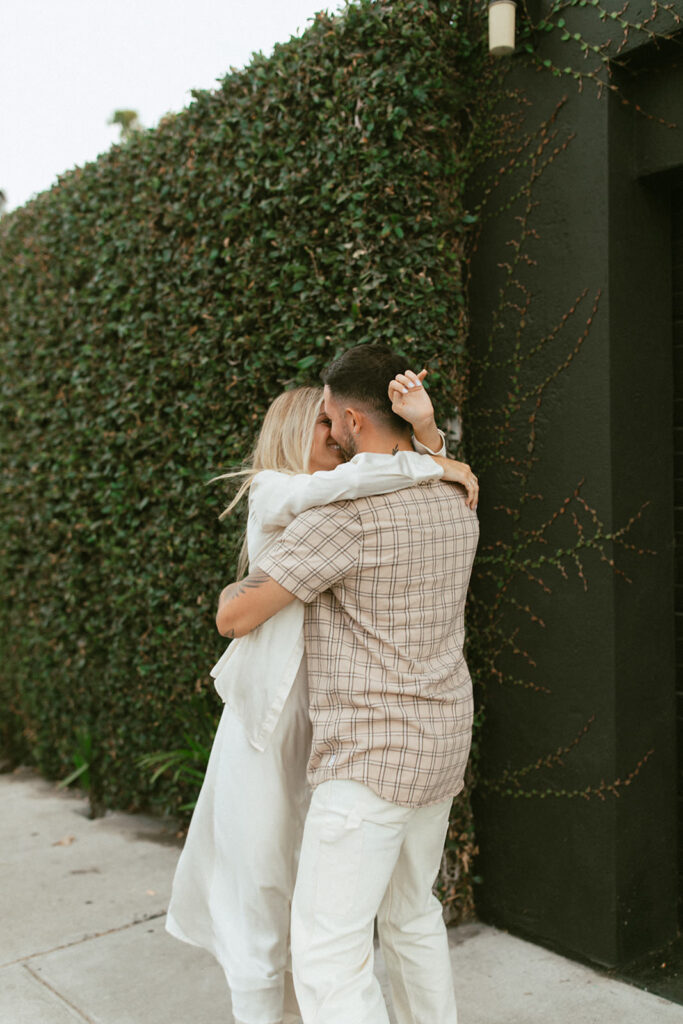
[{"x1": 290, "y1": 780, "x2": 457, "y2": 1024}]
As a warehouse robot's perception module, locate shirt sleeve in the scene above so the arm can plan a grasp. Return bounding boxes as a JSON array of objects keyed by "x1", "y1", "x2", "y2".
[
  {"x1": 258, "y1": 502, "x2": 361, "y2": 603},
  {"x1": 412, "y1": 427, "x2": 447, "y2": 457},
  {"x1": 249, "y1": 452, "x2": 442, "y2": 533}
]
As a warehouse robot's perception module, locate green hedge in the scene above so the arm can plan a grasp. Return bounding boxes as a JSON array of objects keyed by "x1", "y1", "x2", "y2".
[{"x1": 0, "y1": 0, "x2": 483, "y2": 816}]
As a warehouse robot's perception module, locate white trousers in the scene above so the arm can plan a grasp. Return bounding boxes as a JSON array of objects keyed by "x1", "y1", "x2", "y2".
[{"x1": 291, "y1": 780, "x2": 457, "y2": 1024}]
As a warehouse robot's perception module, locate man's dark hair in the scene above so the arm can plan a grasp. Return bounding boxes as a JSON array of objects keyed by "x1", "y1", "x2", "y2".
[{"x1": 322, "y1": 344, "x2": 411, "y2": 433}]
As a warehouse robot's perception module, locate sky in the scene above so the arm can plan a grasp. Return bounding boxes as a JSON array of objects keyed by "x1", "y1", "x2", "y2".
[{"x1": 1, "y1": 0, "x2": 343, "y2": 212}]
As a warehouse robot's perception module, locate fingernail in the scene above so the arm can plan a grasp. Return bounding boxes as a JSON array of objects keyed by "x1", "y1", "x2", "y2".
[
  {"x1": 401, "y1": 387, "x2": 408, "y2": 394},
  {"x1": 408, "y1": 381, "x2": 415, "y2": 388}
]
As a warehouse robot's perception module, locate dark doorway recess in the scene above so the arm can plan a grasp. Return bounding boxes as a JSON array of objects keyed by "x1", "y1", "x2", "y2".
[{"x1": 674, "y1": 184, "x2": 683, "y2": 928}]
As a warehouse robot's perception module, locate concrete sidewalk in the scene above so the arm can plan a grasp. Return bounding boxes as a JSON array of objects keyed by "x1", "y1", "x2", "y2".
[{"x1": 1, "y1": 768, "x2": 681, "y2": 1024}]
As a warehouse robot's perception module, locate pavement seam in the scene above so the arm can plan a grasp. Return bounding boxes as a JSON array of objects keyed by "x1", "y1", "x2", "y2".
[
  {"x1": 1, "y1": 910, "x2": 167, "y2": 969},
  {"x1": 23, "y1": 962, "x2": 95, "y2": 1023}
]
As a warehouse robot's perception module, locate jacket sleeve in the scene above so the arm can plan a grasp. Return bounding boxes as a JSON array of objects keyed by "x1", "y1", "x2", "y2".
[
  {"x1": 250, "y1": 451, "x2": 443, "y2": 533},
  {"x1": 411, "y1": 427, "x2": 447, "y2": 457}
]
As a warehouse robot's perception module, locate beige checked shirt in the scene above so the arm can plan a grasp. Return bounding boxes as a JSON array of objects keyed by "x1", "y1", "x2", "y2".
[{"x1": 259, "y1": 478, "x2": 479, "y2": 807}]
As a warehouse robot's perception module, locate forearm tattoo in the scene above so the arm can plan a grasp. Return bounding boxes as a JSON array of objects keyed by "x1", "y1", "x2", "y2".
[{"x1": 219, "y1": 569, "x2": 271, "y2": 609}]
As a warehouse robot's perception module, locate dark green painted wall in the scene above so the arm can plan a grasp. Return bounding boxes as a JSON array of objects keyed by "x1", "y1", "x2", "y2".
[{"x1": 469, "y1": 15, "x2": 680, "y2": 967}]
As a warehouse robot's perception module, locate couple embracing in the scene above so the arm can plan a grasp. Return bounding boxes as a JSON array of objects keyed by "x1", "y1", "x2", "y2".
[{"x1": 166, "y1": 344, "x2": 480, "y2": 1024}]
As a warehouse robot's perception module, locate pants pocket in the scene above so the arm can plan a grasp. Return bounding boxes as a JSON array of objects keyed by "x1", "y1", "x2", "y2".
[{"x1": 313, "y1": 812, "x2": 365, "y2": 918}]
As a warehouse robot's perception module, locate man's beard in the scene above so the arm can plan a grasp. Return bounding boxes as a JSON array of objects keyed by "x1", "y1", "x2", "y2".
[{"x1": 336, "y1": 427, "x2": 357, "y2": 461}]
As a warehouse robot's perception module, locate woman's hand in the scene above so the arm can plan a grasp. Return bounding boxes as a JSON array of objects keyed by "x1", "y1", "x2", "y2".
[
  {"x1": 388, "y1": 368, "x2": 441, "y2": 452},
  {"x1": 431, "y1": 456, "x2": 479, "y2": 510}
]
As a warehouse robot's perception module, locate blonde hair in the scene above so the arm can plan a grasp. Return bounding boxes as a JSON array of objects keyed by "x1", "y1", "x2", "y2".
[{"x1": 212, "y1": 386, "x2": 325, "y2": 575}]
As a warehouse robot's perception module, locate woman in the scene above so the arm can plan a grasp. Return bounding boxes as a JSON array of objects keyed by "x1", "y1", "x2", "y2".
[{"x1": 166, "y1": 374, "x2": 477, "y2": 1024}]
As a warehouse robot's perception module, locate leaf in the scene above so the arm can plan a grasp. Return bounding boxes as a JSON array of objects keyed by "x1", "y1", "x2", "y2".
[
  {"x1": 52, "y1": 835, "x2": 77, "y2": 847},
  {"x1": 57, "y1": 763, "x2": 91, "y2": 789}
]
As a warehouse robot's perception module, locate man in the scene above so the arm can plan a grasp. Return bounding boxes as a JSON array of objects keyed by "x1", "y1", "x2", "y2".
[{"x1": 216, "y1": 345, "x2": 479, "y2": 1024}]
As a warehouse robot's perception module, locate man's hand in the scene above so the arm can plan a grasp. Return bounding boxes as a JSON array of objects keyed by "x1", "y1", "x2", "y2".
[
  {"x1": 216, "y1": 569, "x2": 296, "y2": 637},
  {"x1": 431, "y1": 456, "x2": 478, "y2": 510},
  {"x1": 388, "y1": 368, "x2": 442, "y2": 452}
]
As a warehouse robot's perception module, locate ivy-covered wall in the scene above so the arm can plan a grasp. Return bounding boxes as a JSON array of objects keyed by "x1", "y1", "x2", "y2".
[{"x1": 0, "y1": 0, "x2": 481, "y2": 827}]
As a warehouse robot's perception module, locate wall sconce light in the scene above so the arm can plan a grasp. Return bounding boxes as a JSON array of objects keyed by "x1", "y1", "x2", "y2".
[{"x1": 489, "y1": 0, "x2": 516, "y2": 56}]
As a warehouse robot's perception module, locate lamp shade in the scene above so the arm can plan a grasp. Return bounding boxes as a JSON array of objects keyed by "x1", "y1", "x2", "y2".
[{"x1": 489, "y1": 0, "x2": 516, "y2": 56}]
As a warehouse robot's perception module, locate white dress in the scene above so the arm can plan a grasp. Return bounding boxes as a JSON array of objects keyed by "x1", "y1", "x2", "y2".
[{"x1": 165, "y1": 449, "x2": 444, "y2": 1024}]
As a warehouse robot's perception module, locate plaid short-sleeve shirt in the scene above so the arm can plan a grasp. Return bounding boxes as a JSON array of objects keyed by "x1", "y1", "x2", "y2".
[{"x1": 259, "y1": 478, "x2": 479, "y2": 808}]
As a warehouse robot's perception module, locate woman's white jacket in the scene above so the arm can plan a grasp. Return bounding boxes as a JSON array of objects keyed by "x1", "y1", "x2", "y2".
[{"x1": 210, "y1": 448, "x2": 444, "y2": 751}]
